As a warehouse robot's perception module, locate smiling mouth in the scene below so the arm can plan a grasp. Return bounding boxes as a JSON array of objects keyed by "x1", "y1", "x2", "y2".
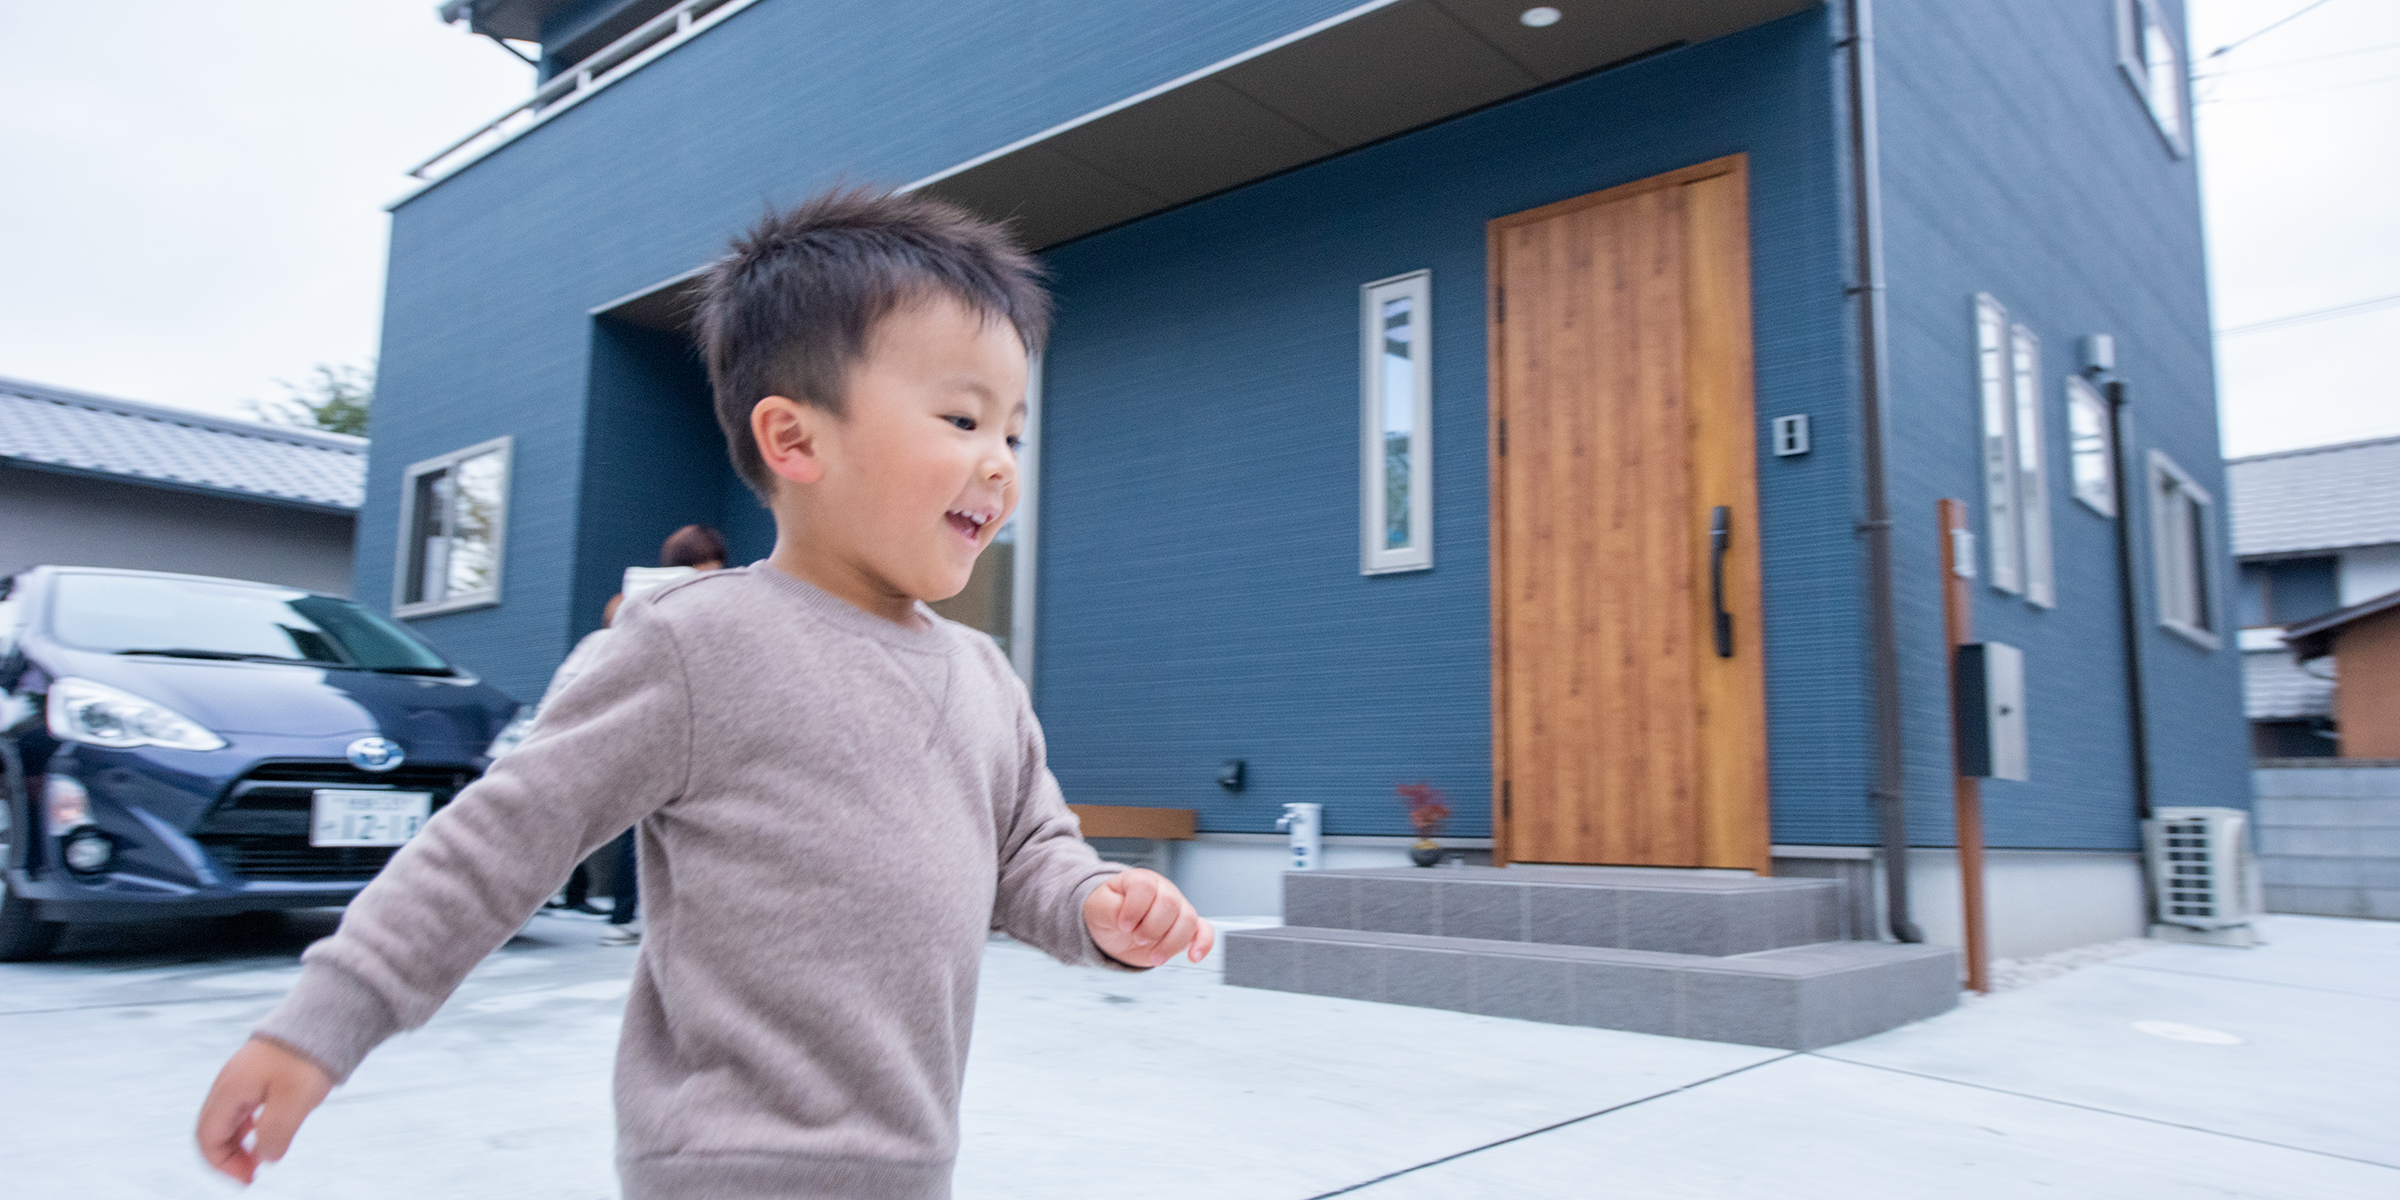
[{"x1": 946, "y1": 508, "x2": 994, "y2": 544}]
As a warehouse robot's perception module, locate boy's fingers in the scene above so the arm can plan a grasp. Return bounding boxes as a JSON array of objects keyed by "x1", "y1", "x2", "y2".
[
  {"x1": 196, "y1": 1087, "x2": 260, "y2": 1183},
  {"x1": 1130, "y1": 883, "x2": 1180, "y2": 947},
  {"x1": 1189, "y1": 917, "x2": 1217, "y2": 963},
  {"x1": 251, "y1": 1084, "x2": 316, "y2": 1165},
  {"x1": 1114, "y1": 871, "x2": 1158, "y2": 933},
  {"x1": 1150, "y1": 905, "x2": 1201, "y2": 966}
]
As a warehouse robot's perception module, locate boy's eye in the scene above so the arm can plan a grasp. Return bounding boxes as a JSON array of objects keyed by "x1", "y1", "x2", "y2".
[
  {"x1": 947, "y1": 415, "x2": 977, "y2": 432},
  {"x1": 1005, "y1": 435, "x2": 1023, "y2": 452}
]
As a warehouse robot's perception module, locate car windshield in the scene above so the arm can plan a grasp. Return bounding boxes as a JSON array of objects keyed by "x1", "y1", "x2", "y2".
[{"x1": 47, "y1": 574, "x2": 454, "y2": 674}]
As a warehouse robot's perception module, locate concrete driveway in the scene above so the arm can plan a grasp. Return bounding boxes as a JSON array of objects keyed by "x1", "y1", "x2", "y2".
[{"x1": 1, "y1": 911, "x2": 2391, "y2": 1198}]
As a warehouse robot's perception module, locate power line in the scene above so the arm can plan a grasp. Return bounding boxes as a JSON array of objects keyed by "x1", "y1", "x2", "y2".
[
  {"x1": 2191, "y1": 39, "x2": 2400, "y2": 79},
  {"x1": 2205, "y1": 0, "x2": 2341, "y2": 62},
  {"x1": 2217, "y1": 291, "x2": 2400, "y2": 337}
]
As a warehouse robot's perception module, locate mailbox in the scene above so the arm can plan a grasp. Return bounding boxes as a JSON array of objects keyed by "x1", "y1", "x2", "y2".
[{"x1": 1954, "y1": 642, "x2": 2028, "y2": 781}]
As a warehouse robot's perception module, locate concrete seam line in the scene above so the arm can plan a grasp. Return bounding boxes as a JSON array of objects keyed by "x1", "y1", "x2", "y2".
[
  {"x1": 2105, "y1": 962, "x2": 2400, "y2": 1003},
  {"x1": 1808, "y1": 1054, "x2": 2400, "y2": 1173},
  {"x1": 1300, "y1": 1051, "x2": 1803, "y2": 1198},
  {"x1": 0, "y1": 991, "x2": 288, "y2": 1018}
]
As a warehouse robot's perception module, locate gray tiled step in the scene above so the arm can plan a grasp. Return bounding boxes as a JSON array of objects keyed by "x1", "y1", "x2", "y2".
[
  {"x1": 1224, "y1": 925, "x2": 1959, "y2": 1051},
  {"x1": 1287, "y1": 866, "x2": 1843, "y2": 956}
]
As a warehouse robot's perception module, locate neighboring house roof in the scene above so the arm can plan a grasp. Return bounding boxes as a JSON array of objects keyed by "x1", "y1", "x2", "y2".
[
  {"x1": 2243, "y1": 646, "x2": 2336, "y2": 720},
  {"x1": 0, "y1": 375, "x2": 366, "y2": 512},
  {"x1": 2227, "y1": 435, "x2": 2400, "y2": 558},
  {"x1": 2284, "y1": 587, "x2": 2400, "y2": 662}
]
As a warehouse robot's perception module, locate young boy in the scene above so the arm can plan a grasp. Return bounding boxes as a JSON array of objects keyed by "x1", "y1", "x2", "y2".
[{"x1": 196, "y1": 188, "x2": 1213, "y2": 1198}]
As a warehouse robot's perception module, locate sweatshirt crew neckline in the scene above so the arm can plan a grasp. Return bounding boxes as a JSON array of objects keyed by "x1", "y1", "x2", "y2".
[{"x1": 735, "y1": 562, "x2": 953, "y2": 653}]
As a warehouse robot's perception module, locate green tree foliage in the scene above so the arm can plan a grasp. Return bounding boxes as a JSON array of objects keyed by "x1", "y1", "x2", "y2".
[{"x1": 249, "y1": 363, "x2": 373, "y2": 437}]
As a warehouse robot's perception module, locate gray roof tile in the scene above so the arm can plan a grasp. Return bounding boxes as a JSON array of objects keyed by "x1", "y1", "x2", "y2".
[
  {"x1": 0, "y1": 375, "x2": 365, "y2": 510},
  {"x1": 2228, "y1": 436, "x2": 2400, "y2": 558}
]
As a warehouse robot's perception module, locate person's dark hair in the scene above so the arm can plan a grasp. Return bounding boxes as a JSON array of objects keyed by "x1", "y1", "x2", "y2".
[
  {"x1": 695, "y1": 187, "x2": 1051, "y2": 496},
  {"x1": 660, "y1": 524, "x2": 728, "y2": 569}
]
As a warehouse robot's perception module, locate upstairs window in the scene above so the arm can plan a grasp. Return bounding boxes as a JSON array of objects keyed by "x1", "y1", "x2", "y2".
[
  {"x1": 396, "y1": 436, "x2": 511, "y2": 617},
  {"x1": 1361, "y1": 270, "x2": 1433, "y2": 575},
  {"x1": 2117, "y1": 0, "x2": 2189, "y2": 157},
  {"x1": 2064, "y1": 376, "x2": 2116, "y2": 516},
  {"x1": 2011, "y1": 323, "x2": 2056, "y2": 608},
  {"x1": 2149, "y1": 450, "x2": 2219, "y2": 648}
]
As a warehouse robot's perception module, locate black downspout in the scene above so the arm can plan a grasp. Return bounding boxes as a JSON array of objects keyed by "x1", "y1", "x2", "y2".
[
  {"x1": 2107, "y1": 382, "x2": 2158, "y2": 922},
  {"x1": 1840, "y1": 0, "x2": 1923, "y2": 942}
]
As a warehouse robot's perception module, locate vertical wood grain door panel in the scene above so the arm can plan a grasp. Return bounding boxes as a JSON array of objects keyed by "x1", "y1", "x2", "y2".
[{"x1": 1488, "y1": 156, "x2": 1769, "y2": 873}]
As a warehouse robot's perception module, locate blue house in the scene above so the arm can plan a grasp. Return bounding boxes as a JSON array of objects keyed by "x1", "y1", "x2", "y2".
[{"x1": 376, "y1": 0, "x2": 2244, "y2": 976}]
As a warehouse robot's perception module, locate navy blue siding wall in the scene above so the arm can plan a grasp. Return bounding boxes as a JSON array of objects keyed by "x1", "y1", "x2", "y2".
[
  {"x1": 575, "y1": 321, "x2": 730, "y2": 629},
  {"x1": 1875, "y1": 0, "x2": 2245, "y2": 852},
  {"x1": 1037, "y1": 12, "x2": 1858, "y2": 839},
  {"x1": 360, "y1": 0, "x2": 1369, "y2": 701}
]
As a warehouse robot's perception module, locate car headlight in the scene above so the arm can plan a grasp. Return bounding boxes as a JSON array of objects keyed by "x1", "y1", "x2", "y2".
[
  {"x1": 45, "y1": 677, "x2": 227, "y2": 751},
  {"x1": 484, "y1": 705, "x2": 537, "y2": 760}
]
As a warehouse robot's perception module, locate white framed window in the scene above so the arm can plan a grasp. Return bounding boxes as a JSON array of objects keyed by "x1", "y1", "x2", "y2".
[
  {"x1": 394, "y1": 436, "x2": 511, "y2": 618},
  {"x1": 1975, "y1": 295, "x2": 2022, "y2": 596},
  {"x1": 2010, "y1": 324, "x2": 2055, "y2": 608},
  {"x1": 1361, "y1": 270, "x2": 1433, "y2": 575},
  {"x1": 2117, "y1": 0, "x2": 2188, "y2": 157},
  {"x1": 2149, "y1": 450, "x2": 2219, "y2": 649},
  {"x1": 2064, "y1": 375, "x2": 2116, "y2": 516}
]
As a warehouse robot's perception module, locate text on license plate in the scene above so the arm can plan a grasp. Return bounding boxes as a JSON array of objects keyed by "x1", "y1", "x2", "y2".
[{"x1": 310, "y1": 790, "x2": 433, "y2": 847}]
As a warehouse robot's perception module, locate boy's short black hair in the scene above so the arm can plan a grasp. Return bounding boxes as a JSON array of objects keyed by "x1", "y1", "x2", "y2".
[{"x1": 696, "y1": 187, "x2": 1051, "y2": 497}]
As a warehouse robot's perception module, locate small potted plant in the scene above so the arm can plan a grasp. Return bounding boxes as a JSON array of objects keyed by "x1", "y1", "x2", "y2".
[{"x1": 1398, "y1": 782, "x2": 1450, "y2": 868}]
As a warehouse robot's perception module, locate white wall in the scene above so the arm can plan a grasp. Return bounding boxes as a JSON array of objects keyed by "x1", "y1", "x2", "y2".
[
  {"x1": 2338, "y1": 544, "x2": 2400, "y2": 607},
  {"x1": 1, "y1": 464, "x2": 355, "y2": 595},
  {"x1": 1904, "y1": 849, "x2": 2148, "y2": 960}
]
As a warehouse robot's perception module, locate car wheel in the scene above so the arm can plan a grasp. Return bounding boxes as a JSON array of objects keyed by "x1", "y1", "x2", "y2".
[{"x1": 0, "y1": 820, "x2": 63, "y2": 962}]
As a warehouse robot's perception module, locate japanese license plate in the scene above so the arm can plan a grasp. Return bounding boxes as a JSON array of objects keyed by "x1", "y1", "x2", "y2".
[{"x1": 310, "y1": 790, "x2": 432, "y2": 847}]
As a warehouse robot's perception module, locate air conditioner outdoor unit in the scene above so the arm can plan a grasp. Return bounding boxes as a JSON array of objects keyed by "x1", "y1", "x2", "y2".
[{"x1": 2145, "y1": 806, "x2": 2265, "y2": 942}]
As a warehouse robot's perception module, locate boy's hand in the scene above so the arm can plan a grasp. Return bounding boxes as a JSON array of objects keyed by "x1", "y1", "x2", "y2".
[
  {"x1": 196, "y1": 1037, "x2": 334, "y2": 1185},
  {"x1": 1084, "y1": 868, "x2": 1214, "y2": 968}
]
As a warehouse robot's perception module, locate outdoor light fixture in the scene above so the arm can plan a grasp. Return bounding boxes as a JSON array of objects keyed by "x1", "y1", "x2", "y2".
[
  {"x1": 62, "y1": 830, "x2": 115, "y2": 874},
  {"x1": 1217, "y1": 759, "x2": 1246, "y2": 792},
  {"x1": 1520, "y1": 7, "x2": 1563, "y2": 27}
]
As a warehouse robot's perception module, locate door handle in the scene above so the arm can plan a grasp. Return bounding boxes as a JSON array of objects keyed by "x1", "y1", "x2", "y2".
[{"x1": 1709, "y1": 506, "x2": 1733, "y2": 658}]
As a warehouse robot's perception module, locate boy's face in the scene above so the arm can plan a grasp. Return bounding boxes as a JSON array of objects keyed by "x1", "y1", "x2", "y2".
[{"x1": 780, "y1": 296, "x2": 1028, "y2": 610}]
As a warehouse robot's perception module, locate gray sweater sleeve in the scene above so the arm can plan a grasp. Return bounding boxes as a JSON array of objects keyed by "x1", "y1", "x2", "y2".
[
  {"x1": 987, "y1": 668, "x2": 1129, "y2": 970},
  {"x1": 254, "y1": 605, "x2": 694, "y2": 1080}
]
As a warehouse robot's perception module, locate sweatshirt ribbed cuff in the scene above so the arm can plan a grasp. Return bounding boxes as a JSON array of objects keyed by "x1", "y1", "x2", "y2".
[{"x1": 252, "y1": 961, "x2": 404, "y2": 1083}]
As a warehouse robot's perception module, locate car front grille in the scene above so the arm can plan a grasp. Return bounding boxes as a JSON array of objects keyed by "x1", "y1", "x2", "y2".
[{"x1": 195, "y1": 760, "x2": 480, "y2": 883}]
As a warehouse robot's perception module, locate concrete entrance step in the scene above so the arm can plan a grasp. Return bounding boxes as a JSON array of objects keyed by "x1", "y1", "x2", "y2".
[
  {"x1": 1287, "y1": 866, "x2": 1845, "y2": 956},
  {"x1": 1223, "y1": 924, "x2": 1959, "y2": 1050}
]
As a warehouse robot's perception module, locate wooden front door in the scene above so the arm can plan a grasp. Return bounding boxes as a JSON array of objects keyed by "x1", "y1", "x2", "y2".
[{"x1": 1488, "y1": 155, "x2": 1770, "y2": 873}]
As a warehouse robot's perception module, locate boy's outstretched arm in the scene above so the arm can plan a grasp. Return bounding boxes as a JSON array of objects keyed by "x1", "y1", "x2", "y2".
[
  {"x1": 1084, "y1": 869, "x2": 1215, "y2": 967},
  {"x1": 196, "y1": 1038, "x2": 332, "y2": 1185},
  {"x1": 189, "y1": 600, "x2": 694, "y2": 1183}
]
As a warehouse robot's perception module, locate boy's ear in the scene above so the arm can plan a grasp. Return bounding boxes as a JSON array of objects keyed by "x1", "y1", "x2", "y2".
[{"x1": 751, "y1": 395, "x2": 829, "y2": 486}]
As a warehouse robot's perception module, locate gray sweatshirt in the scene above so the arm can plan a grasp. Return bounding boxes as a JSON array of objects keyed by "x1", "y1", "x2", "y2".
[{"x1": 255, "y1": 565, "x2": 1125, "y2": 1199}]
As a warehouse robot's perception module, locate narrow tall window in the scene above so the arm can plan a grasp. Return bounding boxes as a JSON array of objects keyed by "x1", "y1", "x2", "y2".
[
  {"x1": 2117, "y1": 0, "x2": 2188, "y2": 157},
  {"x1": 1975, "y1": 295, "x2": 2022, "y2": 595},
  {"x1": 2149, "y1": 450, "x2": 2219, "y2": 648},
  {"x1": 2064, "y1": 375, "x2": 2116, "y2": 516},
  {"x1": 2011, "y1": 324, "x2": 2055, "y2": 608},
  {"x1": 395, "y1": 437, "x2": 511, "y2": 617},
  {"x1": 1362, "y1": 270, "x2": 1433, "y2": 574}
]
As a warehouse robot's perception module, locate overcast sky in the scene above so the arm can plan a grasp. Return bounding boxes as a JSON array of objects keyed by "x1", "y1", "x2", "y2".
[{"x1": 1, "y1": 1, "x2": 2392, "y2": 458}]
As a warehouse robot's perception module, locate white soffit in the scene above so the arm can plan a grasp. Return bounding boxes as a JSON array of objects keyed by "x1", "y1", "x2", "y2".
[{"x1": 907, "y1": 0, "x2": 1810, "y2": 250}]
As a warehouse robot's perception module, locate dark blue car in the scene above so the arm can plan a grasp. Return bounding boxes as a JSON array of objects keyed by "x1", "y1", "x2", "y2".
[{"x1": 0, "y1": 566, "x2": 523, "y2": 960}]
